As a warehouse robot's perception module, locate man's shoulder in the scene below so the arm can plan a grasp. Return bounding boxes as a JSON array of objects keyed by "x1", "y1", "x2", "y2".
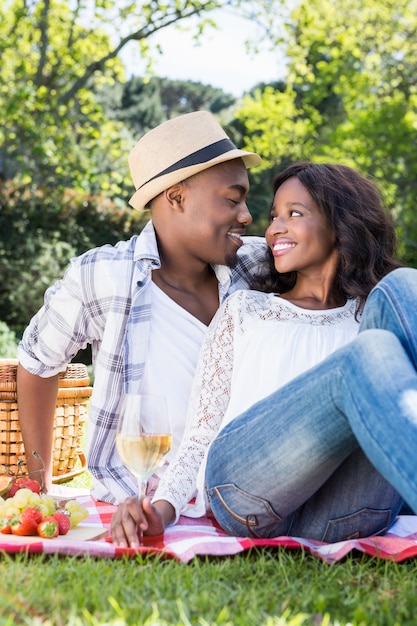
[
  {"x1": 235, "y1": 236, "x2": 267, "y2": 269},
  {"x1": 76, "y1": 236, "x2": 139, "y2": 266},
  {"x1": 64, "y1": 238, "x2": 141, "y2": 297},
  {"x1": 224, "y1": 236, "x2": 267, "y2": 291},
  {"x1": 237, "y1": 235, "x2": 267, "y2": 259},
  {"x1": 240, "y1": 235, "x2": 266, "y2": 246}
]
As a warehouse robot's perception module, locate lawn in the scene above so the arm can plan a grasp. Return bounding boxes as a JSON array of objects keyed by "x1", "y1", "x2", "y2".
[
  {"x1": 1, "y1": 461, "x2": 416, "y2": 625},
  {"x1": 1, "y1": 540, "x2": 417, "y2": 625}
]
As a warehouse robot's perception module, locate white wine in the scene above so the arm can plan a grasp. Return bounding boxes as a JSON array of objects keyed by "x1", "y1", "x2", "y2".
[{"x1": 116, "y1": 433, "x2": 172, "y2": 480}]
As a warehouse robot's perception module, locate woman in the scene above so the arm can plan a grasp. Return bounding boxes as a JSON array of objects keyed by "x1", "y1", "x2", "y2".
[{"x1": 112, "y1": 162, "x2": 417, "y2": 548}]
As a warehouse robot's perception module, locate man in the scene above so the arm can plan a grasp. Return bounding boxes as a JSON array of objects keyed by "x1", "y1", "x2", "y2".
[{"x1": 17, "y1": 111, "x2": 266, "y2": 502}]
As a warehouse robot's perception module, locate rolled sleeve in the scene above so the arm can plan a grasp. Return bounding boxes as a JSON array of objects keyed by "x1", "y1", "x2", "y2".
[{"x1": 18, "y1": 259, "x2": 91, "y2": 376}]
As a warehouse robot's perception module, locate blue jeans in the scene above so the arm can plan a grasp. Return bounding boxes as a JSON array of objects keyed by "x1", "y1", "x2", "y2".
[{"x1": 205, "y1": 268, "x2": 417, "y2": 542}]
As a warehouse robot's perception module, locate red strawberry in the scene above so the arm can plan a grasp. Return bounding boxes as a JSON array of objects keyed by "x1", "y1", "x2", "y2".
[
  {"x1": 37, "y1": 517, "x2": 59, "y2": 539},
  {"x1": 10, "y1": 513, "x2": 38, "y2": 536},
  {"x1": 7, "y1": 482, "x2": 21, "y2": 498},
  {"x1": 8, "y1": 477, "x2": 41, "y2": 497},
  {"x1": 53, "y1": 511, "x2": 71, "y2": 535},
  {"x1": 21, "y1": 507, "x2": 43, "y2": 525},
  {"x1": 0, "y1": 516, "x2": 13, "y2": 534}
]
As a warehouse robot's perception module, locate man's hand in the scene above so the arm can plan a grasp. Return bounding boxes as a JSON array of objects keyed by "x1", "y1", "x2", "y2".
[{"x1": 110, "y1": 496, "x2": 175, "y2": 548}]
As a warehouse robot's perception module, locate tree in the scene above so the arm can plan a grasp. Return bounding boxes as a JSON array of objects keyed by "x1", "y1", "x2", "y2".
[
  {"x1": 237, "y1": 0, "x2": 417, "y2": 264},
  {"x1": 1, "y1": 0, "x2": 239, "y2": 195},
  {"x1": 1, "y1": 0, "x2": 129, "y2": 194},
  {"x1": 0, "y1": 182, "x2": 149, "y2": 333},
  {"x1": 2, "y1": 0, "x2": 286, "y2": 332},
  {"x1": 100, "y1": 76, "x2": 236, "y2": 138}
]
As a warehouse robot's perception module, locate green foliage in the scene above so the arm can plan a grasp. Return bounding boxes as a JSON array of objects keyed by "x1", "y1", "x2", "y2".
[
  {"x1": 0, "y1": 182, "x2": 148, "y2": 333},
  {"x1": 0, "y1": 0, "x2": 229, "y2": 197},
  {"x1": 237, "y1": 0, "x2": 417, "y2": 264},
  {"x1": 100, "y1": 75, "x2": 236, "y2": 138},
  {"x1": 0, "y1": 0, "x2": 270, "y2": 337},
  {"x1": 1, "y1": 0, "x2": 131, "y2": 196},
  {"x1": 0, "y1": 321, "x2": 18, "y2": 358}
]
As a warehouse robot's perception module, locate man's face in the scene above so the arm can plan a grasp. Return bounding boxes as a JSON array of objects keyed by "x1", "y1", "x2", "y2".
[{"x1": 180, "y1": 159, "x2": 253, "y2": 267}]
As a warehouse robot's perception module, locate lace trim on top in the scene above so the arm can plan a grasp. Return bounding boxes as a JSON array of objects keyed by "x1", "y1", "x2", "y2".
[{"x1": 153, "y1": 290, "x2": 359, "y2": 519}]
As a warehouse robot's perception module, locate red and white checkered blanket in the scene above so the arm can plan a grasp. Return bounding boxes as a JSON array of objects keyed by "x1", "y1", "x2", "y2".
[{"x1": 2, "y1": 494, "x2": 417, "y2": 563}]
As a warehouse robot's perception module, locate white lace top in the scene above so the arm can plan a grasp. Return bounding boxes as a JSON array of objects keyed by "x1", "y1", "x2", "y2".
[{"x1": 153, "y1": 289, "x2": 360, "y2": 521}]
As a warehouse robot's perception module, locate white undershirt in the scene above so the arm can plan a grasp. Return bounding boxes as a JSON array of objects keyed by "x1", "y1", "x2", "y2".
[{"x1": 140, "y1": 283, "x2": 207, "y2": 471}]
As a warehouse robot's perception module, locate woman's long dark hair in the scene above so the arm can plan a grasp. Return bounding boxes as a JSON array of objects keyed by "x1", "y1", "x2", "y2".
[{"x1": 251, "y1": 162, "x2": 402, "y2": 310}]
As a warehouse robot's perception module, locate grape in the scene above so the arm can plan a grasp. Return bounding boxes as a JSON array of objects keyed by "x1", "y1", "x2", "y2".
[
  {"x1": 65, "y1": 500, "x2": 82, "y2": 513},
  {"x1": 13, "y1": 488, "x2": 33, "y2": 509},
  {"x1": 36, "y1": 503, "x2": 50, "y2": 517},
  {"x1": 40, "y1": 496, "x2": 57, "y2": 516},
  {"x1": 28, "y1": 492, "x2": 41, "y2": 505},
  {"x1": 4, "y1": 505, "x2": 19, "y2": 517},
  {"x1": 68, "y1": 508, "x2": 89, "y2": 528}
]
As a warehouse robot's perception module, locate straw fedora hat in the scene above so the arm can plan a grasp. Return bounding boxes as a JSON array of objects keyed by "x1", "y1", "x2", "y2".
[{"x1": 128, "y1": 111, "x2": 261, "y2": 211}]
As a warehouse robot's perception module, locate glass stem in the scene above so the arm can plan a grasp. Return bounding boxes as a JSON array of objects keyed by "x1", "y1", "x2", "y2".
[{"x1": 138, "y1": 479, "x2": 147, "y2": 500}]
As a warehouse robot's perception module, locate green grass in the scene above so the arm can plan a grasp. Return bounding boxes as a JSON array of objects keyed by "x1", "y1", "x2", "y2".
[
  {"x1": 1, "y1": 546, "x2": 417, "y2": 625},
  {"x1": 1, "y1": 458, "x2": 415, "y2": 624}
]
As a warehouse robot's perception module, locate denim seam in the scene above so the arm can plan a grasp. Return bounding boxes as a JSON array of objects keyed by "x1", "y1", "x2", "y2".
[
  {"x1": 339, "y1": 361, "x2": 412, "y2": 500},
  {"x1": 211, "y1": 487, "x2": 262, "y2": 538},
  {"x1": 375, "y1": 283, "x2": 417, "y2": 362}
]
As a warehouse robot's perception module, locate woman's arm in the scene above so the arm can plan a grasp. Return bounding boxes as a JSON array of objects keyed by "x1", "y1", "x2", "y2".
[
  {"x1": 152, "y1": 291, "x2": 244, "y2": 518},
  {"x1": 110, "y1": 497, "x2": 175, "y2": 548}
]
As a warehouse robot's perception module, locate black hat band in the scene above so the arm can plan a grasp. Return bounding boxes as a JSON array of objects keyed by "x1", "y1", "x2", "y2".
[{"x1": 136, "y1": 138, "x2": 237, "y2": 191}]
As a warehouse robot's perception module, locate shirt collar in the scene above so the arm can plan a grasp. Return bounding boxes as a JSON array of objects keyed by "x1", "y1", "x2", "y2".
[
  {"x1": 133, "y1": 220, "x2": 161, "y2": 269},
  {"x1": 134, "y1": 219, "x2": 232, "y2": 294}
]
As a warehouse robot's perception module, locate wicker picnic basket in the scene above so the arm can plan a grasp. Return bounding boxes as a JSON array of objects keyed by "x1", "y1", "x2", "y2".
[{"x1": 0, "y1": 358, "x2": 92, "y2": 484}]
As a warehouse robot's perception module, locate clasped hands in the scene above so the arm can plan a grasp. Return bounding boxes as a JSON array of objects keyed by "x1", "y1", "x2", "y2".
[{"x1": 110, "y1": 496, "x2": 175, "y2": 548}]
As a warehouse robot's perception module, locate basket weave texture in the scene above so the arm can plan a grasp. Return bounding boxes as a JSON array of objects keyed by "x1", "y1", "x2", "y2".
[{"x1": 0, "y1": 359, "x2": 92, "y2": 483}]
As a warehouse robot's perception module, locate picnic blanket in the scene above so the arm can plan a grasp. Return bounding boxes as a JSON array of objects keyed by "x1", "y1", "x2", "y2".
[{"x1": 1, "y1": 493, "x2": 417, "y2": 564}]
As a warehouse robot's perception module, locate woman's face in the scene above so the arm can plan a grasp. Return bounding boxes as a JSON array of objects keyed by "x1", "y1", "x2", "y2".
[{"x1": 265, "y1": 176, "x2": 337, "y2": 276}]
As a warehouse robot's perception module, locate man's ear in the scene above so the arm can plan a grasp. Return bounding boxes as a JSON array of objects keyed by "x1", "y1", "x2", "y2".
[{"x1": 165, "y1": 182, "x2": 185, "y2": 211}]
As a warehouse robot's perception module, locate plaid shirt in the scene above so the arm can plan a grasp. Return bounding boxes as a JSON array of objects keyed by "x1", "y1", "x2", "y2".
[{"x1": 18, "y1": 221, "x2": 267, "y2": 503}]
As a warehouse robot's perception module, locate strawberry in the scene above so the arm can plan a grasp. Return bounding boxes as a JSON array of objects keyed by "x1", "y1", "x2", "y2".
[
  {"x1": 8, "y1": 477, "x2": 41, "y2": 498},
  {"x1": 7, "y1": 483, "x2": 20, "y2": 498},
  {"x1": 21, "y1": 507, "x2": 43, "y2": 526},
  {"x1": 10, "y1": 513, "x2": 38, "y2": 536},
  {"x1": 37, "y1": 517, "x2": 59, "y2": 539},
  {"x1": 0, "y1": 516, "x2": 13, "y2": 534},
  {"x1": 22, "y1": 477, "x2": 41, "y2": 494},
  {"x1": 53, "y1": 511, "x2": 71, "y2": 535}
]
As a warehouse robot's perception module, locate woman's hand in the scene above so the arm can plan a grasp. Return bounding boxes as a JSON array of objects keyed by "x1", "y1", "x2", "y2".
[{"x1": 110, "y1": 496, "x2": 175, "y2": 548}]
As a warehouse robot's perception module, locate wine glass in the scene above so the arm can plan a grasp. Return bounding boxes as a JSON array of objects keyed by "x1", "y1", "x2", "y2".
[{"x1": 116, "y1": 394, "x2": 172, "y2": 501}]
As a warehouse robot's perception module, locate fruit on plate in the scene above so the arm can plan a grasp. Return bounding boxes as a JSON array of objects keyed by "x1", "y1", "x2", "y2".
[
  {"x1": 21, "y1": 506, "x2": 43, "y2": 525},
  {"x1": 64, "y1": 499, "x2": 89, "y2": 528},
  {"x1": 0, "y1": 491, "x2": 89, "y2": 538},
  {"x1": 37, "y1": 517, "x2": 59, "y2": 539},
  {"x1": 0, "y1": 516, "x2": 13, "y2": 534},
  {"x1": 53, "y1": 511, "x2": 71, "y2": 535},
  {"x1": 10, "y1": 512, "x2": 38, "y2": 536},
  {"x1": 8, "y1": 477, "x2": 41, "y2": 498}
]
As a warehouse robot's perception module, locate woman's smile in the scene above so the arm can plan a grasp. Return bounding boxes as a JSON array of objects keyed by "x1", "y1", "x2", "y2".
[{"x1": 272, "y1": 239, "x2": 296, "y2": 256}]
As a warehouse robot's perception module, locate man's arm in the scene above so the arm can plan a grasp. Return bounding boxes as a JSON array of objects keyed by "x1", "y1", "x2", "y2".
[{"x1": 16, "y1": 364, "x2": 59, "y2": 491}]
